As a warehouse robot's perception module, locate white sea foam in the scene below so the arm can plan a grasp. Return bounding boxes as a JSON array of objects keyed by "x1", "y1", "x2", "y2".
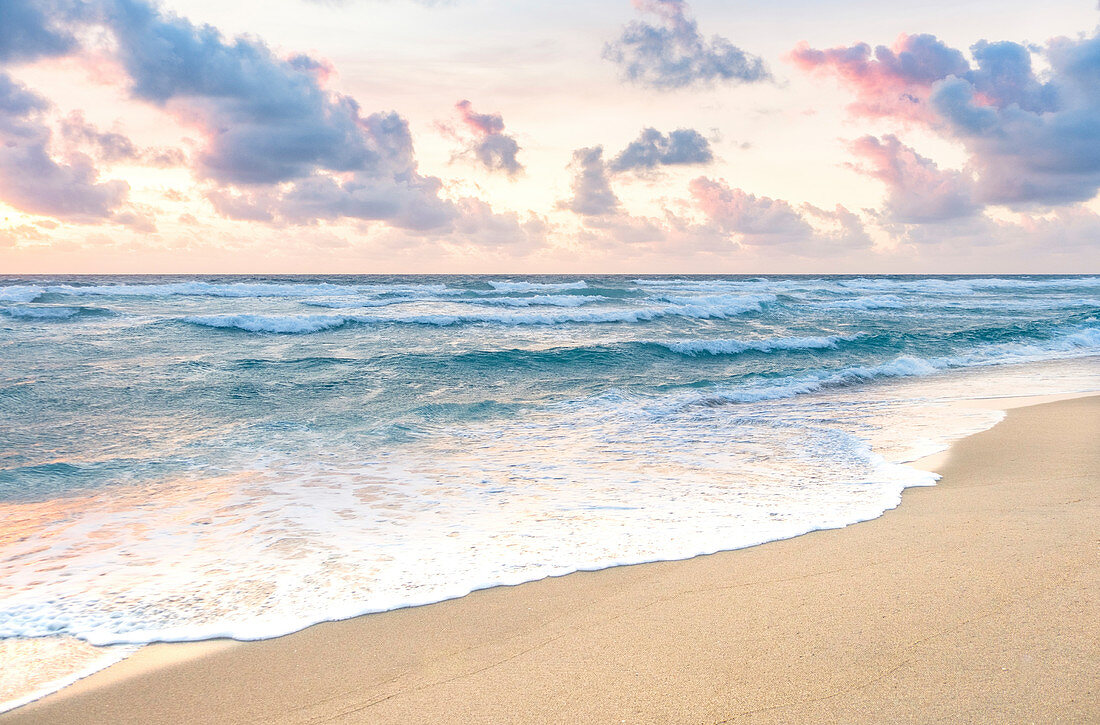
[
  {"x1": 662, "y1": 334, "x2": 861, "y2": 356},
  {"x1": 634, "y1": 277, "x2": 808, "y2": 290},
  {"x1": 305, "y1": 294, "x2": 607, "y2": 310},
  {"x1": 655, "y1": 293, "x2": 776, "y2": 317},
  {"x1": 39, "y1": 281, "x2": 468, "y2": 300},
  {"x1": 487, "y1": 280, "x2": 589, "y2": 292},
  {"x1": 692, "y1": 327, "x2": 1100, "y2": 406},
  {"x1": 459, "y1": 294, "x2": 603, "y2": 307},
  {"x1": 299, "y1": 297, "x2": 422, "y2": 309},
  {"x1": 835, "y1": 276, "x2": 1100, "y2": 295},
  {"x1": 2, "y1": 274, "x2": 1098, "y2": 711},
  {"x1": 48, "y1": 281, "x2": 354, "y2": 298},
  {"x1": 4, "y1": 359, "x2": 1094, "y2": 651},
  {"x1": 181, "y1": 300, "x2": 774, "y2": 332},
  {"x1": 965, "y1": 276, "x2": 1100, "y2": 290},
  {"x1": 2, "y1": 306, "x2": 81, "y2": 319},
  {"x1": 183, "y1": 314, "x2": 354, "y2": 333},
  {"x1": 0, "y1": 286, "x2": 45, "y2": 303},
  {"x1": 822, "y1": 295, "x2": 910, "y2": 310}
]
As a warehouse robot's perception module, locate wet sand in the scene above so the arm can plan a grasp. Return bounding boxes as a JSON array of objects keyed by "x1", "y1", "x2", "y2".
[{"x1": 6, "y1": 395, "x2": 1098, "y2": 724}]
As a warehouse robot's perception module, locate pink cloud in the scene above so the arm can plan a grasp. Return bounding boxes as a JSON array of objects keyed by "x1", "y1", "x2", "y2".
[
  {"x1": 455, "y1": 99, "x2": 505, "y2": 137},
  {"x1": 847, "y1": 135, "x2": 976, "y2": 222},
  {"x1": 448, "y1": 100, "x2": 523, "y2": 176},
  {"x1": 789, "y1": 34, "x2": 968, "y2": 121},
  {"x1": 689, "y1": 177, "x2": 870, "y2": 251},
  {"x1": 689, "y1": 177, "x2": 812, "y2": 242}
]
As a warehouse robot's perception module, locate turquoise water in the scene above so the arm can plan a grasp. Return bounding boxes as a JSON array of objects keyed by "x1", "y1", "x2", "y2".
[{"x1": 0, "y1": 274, "x2": 1098, "y2": 706}]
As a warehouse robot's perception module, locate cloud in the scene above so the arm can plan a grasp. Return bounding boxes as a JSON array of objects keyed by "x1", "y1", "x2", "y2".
[
  {"x1": 930, "y1": 35, "x2": 1100, "y2": 206},
  {"x1": 790, "y1": 33, "x2": 1060, "y2": 120},
  {"x1": 848, "y1": 135, "x2": 977, "y2": 222},
  {"x1": 689, "y1": 176, "x2": 869, "y2": 249},
  {"x1": 103, "y1": 0, "x2": 393, "y2": 185},
  {"x1": 557, "y1": 147, "x2": 868, "y2": 256},
  {"x1": 49, "y1": 0, "x2": 452, "y2": 231},
  {"x1": 450, "y1": 99, "x2": 523, "y2": 176},
  {"x1": 0, "y1": 0, "x2": 79, "y2": 63},
  {"x1": 60, "y1": 112, "x2": 185, "y2": 167},
  {"x1": 560, "y1": 146, "x2": 620, "y2": 217},
  {"x1": 875, "y1": 205, "x2": 1100, "y2": 265},
  {"x1": 0, "y1": 73, "x2": 130, "y2": 221},
  {"x1": 0, "y1": 0, "x2": 556, "y2": 241},
  {"x1": 603, "y1": 0, "x2": 770, "y2": 90},
  {"x1": 455, "y1": 99, "x2": 504, "y2": 136},
  {"x1": 790, "y1": 34, "x2": 969, "y2": 121},
  {"x1": 794, "y1": 30, "x2": 1100, "y2": 208},
  {"x1": 608, "y1": 127, "x2": 713, "y2": 173},
  {"x1": 689, "y1": 176, "x2": 813, "y2": 243},
  {"x1": 450, "y1": 198, "x2": 546, "y2": 253},
  {"x1": 208, "y1": 156, "x2": 455, "y2": 231},
  {"x1": 204, "y1": 112, "x2": 455, "y2": 229}
]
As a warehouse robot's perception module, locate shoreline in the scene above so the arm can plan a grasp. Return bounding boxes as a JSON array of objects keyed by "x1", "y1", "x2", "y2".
[{"x1": 5, "y1": 392, "x2": 1099, "y2": 723}]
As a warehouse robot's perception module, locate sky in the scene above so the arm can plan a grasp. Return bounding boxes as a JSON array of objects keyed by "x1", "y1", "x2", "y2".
[{"x1": 1, "y1": 0, "x2": 1098, "y2": 273}]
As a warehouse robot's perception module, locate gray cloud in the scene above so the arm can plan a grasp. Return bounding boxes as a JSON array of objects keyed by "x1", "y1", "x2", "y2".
[
  {"x1": 608, "y1": 127, "x2": 712, "y2": 173},
  {"x1": 795, "y1": 31, "x2": 1100, "y2": 208},
  {"x1": 105, "y1": 0, "x2": 382, "y2": 185},
  {"x1": 453, "y1": 100, "x2": 523, "y2": 176},
  {"x1": 76, "y1": 0, "x2": 457, "y2": 230},
  {"x1": 0, "y1": 0, "x2": 459, "y2": 231},
  {"x1": 0, "y1": 73, "x2": 130, "y2": 221},
  {"x1": 560, "y1": 147, "x2": 620, "y2": 217},
  {"x1": 924, "y1": 35, "x2": 1100, "y2": 207},
  {"x1": 0, "y1": 0, "x2": 78, "y2": 63},
  {"x1": 603, "y1": 0, "x2": 770, "y2": 90},
  {"x1": 0, "y1": 0, "x2": 550, "y2": 253}
]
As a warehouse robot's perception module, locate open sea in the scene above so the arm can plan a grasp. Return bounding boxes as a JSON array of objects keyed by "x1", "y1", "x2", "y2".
[{"x1": 1, "y1": 274, "x2": 1098, "y2": 710}]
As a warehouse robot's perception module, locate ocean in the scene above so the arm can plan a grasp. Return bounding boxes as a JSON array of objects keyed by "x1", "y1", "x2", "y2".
[{"x1": 1, "y1": 274, "x2": 1098, "y2": 710}]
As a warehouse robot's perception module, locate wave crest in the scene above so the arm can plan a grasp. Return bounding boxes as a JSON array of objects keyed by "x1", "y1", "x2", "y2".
[{"x1": 663, "y1": 334, "x2": 862, "y2": 356}]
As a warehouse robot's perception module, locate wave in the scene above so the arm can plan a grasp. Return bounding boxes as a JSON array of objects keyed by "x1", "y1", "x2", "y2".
[
  {"x1": 953, "y1": 276, "x2": 1100, "y2": 291},
  {"x1": 818, "y1": 294, "x2": 1100, "y2": 313},
  {"x1": 459, "y1": 294, "x2": 604, "y2": 308},
  {"x1": 836, "y1": 276, "x2": 1100, "y2": 295},
  {"x1": 634, "y1": 277, "x2": 802, "y2": 288},
  {"x1": 691, "y1": 326, "x2": 1100, "y2": 407},
  {"x1": 13, "y1": 277, "x2": 1097, "y2": 309},
  {"x1": 821, "y1": 295, "x2": 910, "y2": 310},
  {"x1": 632, "y1": 276, "x2": 1100, "y2": 300},
  {"x1": 183, "y1": 314, "x2": 356, "y2": 334},
  {"x1": 299, "y1": 297, "x2": 421, "y2": 309},
  {"x1": 662, "y1": 334, "x2": 862, "y2": 356},
  {"x1": 182, "y1": 310, "x2": 663, "y2": 333},
  {"x1": 636, "y1": 279, "x2": 813, "y2": 296},
  {"x1": 3, "y1": 306, "x2": 80, "y2": 320},
  {"x1": 181, "y1": 299, "x2": 772, "y2": 333},
  {"x1": 487, "y1": 280, "x2": 589, "y2": 292},
  {"x1": 0, "y1": 286, "x2": 45, "y2": 303},
  {"x1": 375, "y1": 334, "x2": 863, "y2": 371},
  {"x1": 304, "y1": 294, "x2": 606, "y2": 310},
  {"x1": 33, "y1": 281, "x2": 467, "y2": 300},
  {"x1": 1, "y1": 305, "x2": 112, "y2": 320},
  {"x1": 45, "y1": 281, "x2": 357, "y2": 298},
  {"x1": 656, "y1": 294, "x2": 776, "y2": 318}
]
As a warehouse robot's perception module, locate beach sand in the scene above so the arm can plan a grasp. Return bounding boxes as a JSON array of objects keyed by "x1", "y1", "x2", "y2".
[{"x1": 6, "y1": 395, "x2": 1098, "y2": 724}]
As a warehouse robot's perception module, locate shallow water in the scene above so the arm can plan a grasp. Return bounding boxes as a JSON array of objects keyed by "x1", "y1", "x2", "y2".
[{"x1": 1, "y1": 274, "x2": 1097, "y2": 709}]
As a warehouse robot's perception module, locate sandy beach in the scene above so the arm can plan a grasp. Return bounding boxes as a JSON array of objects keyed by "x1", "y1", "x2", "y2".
[{"x1": 6, "y1": 394, "x2": 1098, "y2": 724}]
